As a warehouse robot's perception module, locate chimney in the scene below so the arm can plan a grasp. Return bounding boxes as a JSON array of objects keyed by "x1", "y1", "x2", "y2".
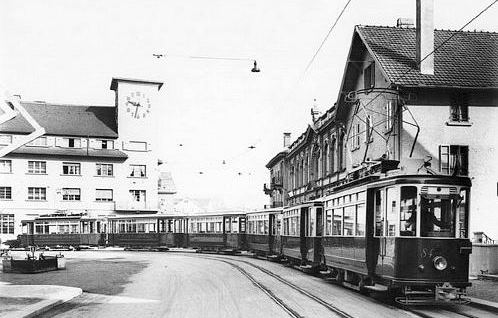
[
  {"x1": 283, "y1": 133, "x2": 291, "y2": 148},
  {"x1": 416, "y1": 0, "x2": 434, "y2": 75}
]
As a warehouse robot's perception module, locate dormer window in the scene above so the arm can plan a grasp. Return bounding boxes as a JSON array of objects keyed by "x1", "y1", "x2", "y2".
[
  {"x1": 62, "y1": 137, "x2": 81, "y2": 148},
  {"x1": 100, "y1": 140, "x2": 113, "y2": 149},
  {"x1": 364, "y1": 63, "x2": 375, "y2": 89}
]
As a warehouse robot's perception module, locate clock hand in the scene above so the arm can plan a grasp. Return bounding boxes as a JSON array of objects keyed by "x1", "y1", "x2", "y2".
[
  {"x1": 127, "y1": 100, "x2": 137, "y2": 106},
  {"x1": 134, "y1": 105, "x2": 139, "y2": 118}
]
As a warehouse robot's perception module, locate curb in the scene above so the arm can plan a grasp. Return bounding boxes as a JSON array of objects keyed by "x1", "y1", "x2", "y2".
[
  {"x1": 468, "y1": 297, "x2": 498, "y2": 314},
  {"x1": 2, "y1": 287, "x2": 82, "y2": 318}
]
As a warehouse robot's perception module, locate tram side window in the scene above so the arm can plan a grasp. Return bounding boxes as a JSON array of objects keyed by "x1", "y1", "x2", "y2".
[
  {"x1": 386, "y1": 187, "x2": 398, "y2": 236},
  {"x1": 356, "y1": 204, "x2": 366, "y2": 236},
  {"x1": 457, "y1": 189, "x2": 469, "y2": 238},
  {"x1": 400, "y1": 186, "x2": 418, "y2": 236},
  {"x1": 374, "y1": 190, "x2": 384, "y2": 236},
  {"x1": 264, "y1": 220, "x2": 269, "y2": 235},
  {"x1": 421, "y1": 194, "x2": 456, "y2": 238},
  {"x1": 344, "y1": 206, "x2": 355, "y2": 236},
  {"x1": 283, "y1": 218, "x2": 289, "y2": 235},
  {"x1": 325, "y1": 209, "x2": 332, "y2": 235},
  {"x1": 332, "y1": 208, "x2": 343, "y2": 235}
]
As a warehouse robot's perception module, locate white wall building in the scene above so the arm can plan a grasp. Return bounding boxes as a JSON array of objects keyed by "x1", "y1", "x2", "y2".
[{"x1": 0, "y1": 77, "x2": 163, "y2": 243}]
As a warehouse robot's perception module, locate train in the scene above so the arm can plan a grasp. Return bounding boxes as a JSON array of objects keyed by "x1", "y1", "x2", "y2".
[{"x1": 18, "y1": 167, "x2": 472, "y2": 305}]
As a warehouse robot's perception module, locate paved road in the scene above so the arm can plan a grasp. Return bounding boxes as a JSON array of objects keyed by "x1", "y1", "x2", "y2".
[{"x1": 2, "y1": 250, "x2": 487, "y2": 318}]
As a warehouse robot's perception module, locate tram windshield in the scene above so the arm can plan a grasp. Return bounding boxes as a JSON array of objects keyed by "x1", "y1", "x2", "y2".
[{"x1": 420, "y1": 190, "x2": 468, "y2": 238}]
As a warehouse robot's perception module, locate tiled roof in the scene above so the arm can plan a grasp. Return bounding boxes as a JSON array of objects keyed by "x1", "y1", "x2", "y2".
[
  {"x1": 357, "y1": 25, "x2": 498, "y2": 88},
  {"x1": 0, "y1": 102, "x2": 118, "y2": 138},
  {"x1": 6, "y1": 146, "x2": 128, "y2": 160}
]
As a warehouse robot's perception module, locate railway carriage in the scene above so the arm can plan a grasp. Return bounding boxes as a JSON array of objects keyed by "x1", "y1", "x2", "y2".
[
  {"x1": 107, "y1": 214, "x2": 188, "y2": 248},
  {"x1": 246, "y1": 208, "x2": 283, "y2": 257},
  {"x1": 309, "y1": 170, "x2": 472, "y2": 304},
  {"x1": 20, "y1": 213, "x2": 105, "y2": 248},
  {"x1": 188, "y1": 212, "x2": 246, "y2": 252},
  {"x1": 281, "y1": 201, "x2": 324, "y2": 267}
]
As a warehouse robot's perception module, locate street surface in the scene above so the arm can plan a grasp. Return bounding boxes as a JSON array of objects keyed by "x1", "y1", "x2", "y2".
[{"x1": 0, "y1": 250, "x2": 495, "y2": 318}]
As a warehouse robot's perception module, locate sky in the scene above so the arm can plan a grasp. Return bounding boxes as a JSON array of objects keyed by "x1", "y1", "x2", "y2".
[{"x1": 1, "y1": 0, "x2": 497, "y2": 211}]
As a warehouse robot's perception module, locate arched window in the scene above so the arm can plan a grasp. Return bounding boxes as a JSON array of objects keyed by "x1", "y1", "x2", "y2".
[
  {"x1": 289, "y1": 165, "x2": 295, "y2": 189},
  {"x1": 330, "y1": 137, "x2": 336, "y2": 173},
  {"x1": 303, "y1": 157, "x2": 308, "y2": 185},
  {"x1": 338, "y1": 131, "x2": 345, "y2": 170},
  {"x1": 311, "y1": 145, "x2": 320, "y2": 180},
  {"x1": 323, "y1": 142, "x2": 330, "y2": 176}
]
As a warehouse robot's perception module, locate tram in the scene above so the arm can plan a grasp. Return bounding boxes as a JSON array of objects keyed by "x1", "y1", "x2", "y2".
[
  {"x1": 188, "y1": 212, "x2": 246, "y2": 252},
  {"x1": 245, "y1": 208, "x2": 283, "y2": 258},
  {"x1": 107, "y1": 214, "x2": 188, "y2": 248},
  {"x1": 290, "y1": 169, "x2": 472, "y2": 304}
]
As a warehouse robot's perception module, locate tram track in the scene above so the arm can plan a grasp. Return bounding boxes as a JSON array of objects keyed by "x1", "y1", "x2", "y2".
[
  {"x1": 187, "y1": 253, "x2": 498, "y2": 318},
  {"x1": 193, "y1": 254, "x2": 355, "y2": 318}
]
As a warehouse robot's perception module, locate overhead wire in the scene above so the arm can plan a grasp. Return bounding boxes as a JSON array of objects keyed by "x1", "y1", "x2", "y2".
[{"x1": 342, "y1": 0, "x2": 498, "y2": 146}]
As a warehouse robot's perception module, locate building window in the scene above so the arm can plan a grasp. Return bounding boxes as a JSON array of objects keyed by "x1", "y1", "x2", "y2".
[
  {"x1": 0, "y1": 214, "x2": 14, "y2": 234},
  {"x1": 439, "y1": 145, "x2": 468, "y2": 176},
  {"x1": 99, "y1": 140, "x2": 114, "y2": 149},
  {"x1": 365, "y1": 115, "x2": 373, "y2": 143},
  {"x1": 352, "y1": 123, "x2": 360, "y2": 149},
  {"x1": 63, "y1": 138, "x2": 81, "y2": 148},
  {"x1": 96, "y1": 189, "x2": 113, "y2": 202},
  {"x1": 450, "y1": 92, "x2": 469, "y2": 122},
  {"x1": 62, "y1": 162, "x2": 81, "y2": 175},
  {"x1": 129, "y1": 165, "x2": 146, "y2": 177},
  {"x1": 385, "y1": 100, "x2": 395, "y2": 132},
  {"x1": 26, "y1": 136, "x2": 48, "y2": 147},
  {"x1": 96, "y1": 163, "x2": 113, "y2": 176},
  {"x1": 130, "y1": 190, "x2": 146, "y2": 202},
  {"x1": 0, "y1": 160, "x2": 12, "y2": 173},
  {"x1": 28, "y1": 187, "x2": 46, "y2": 200},
  {"x1": 28, "y1": 161, "x2": 46, "y2": 174},
  {"x1": 364, "y1": 62, "x2": 375, "y2": 89},
  {"x1": 0, "y1": 135, "x2": 13, "y2": 145},
  {"x1": 0, "y1": 187, "x2": 12, "y2": 200},
  {"x1": 62, "y1": 188, "x2": 81, "y2": 201}
]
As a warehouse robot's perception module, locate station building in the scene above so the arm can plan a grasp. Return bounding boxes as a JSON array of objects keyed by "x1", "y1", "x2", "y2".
[
  {"x1": 0, "y1": 78, "x2": 164, "y2": 243},
  {"x1": 265, "y1": 21, "x2": 498, "y2": 238}
]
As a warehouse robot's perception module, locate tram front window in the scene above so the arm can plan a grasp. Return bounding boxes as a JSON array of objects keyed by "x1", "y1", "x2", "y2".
[{"x1": 420, "y1": 195, "x2": 456, "y2": 237}]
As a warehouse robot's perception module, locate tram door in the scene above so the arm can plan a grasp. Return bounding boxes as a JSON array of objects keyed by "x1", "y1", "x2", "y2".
[
  {"x1": 371, "y1": 187, "x2": 397, "y2": 277},
  {"x1": 300, "y1": 207, "x2": 309, "y2": 261}
]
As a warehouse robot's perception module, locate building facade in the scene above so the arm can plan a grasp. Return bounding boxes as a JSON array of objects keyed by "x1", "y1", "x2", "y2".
[
  {"x1": 265, "y1": 21, "x2": 498, "y2": 237},
  {"x1": 0, "y1": 78, "x2": 163, "y2": 243}
]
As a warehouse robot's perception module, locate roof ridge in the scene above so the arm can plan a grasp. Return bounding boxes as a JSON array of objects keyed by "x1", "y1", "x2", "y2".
[{"x1": 356, "y1": 24, "x2": 498, "y2": 34}]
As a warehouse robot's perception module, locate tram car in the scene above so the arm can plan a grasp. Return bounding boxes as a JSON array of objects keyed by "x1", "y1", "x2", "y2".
[
  {"x1": 20, "y1": 213, "x2": 105, "y2": 248},
  {"x1": 284, "y1": 164, "x2": 472, "y2": 304},
  {"x1": 281, "y1": 201, "x2": 324, "y2": 269},
  {"x1": 107, "y1": 214, "x2": 188, "y2": 248},
  {"x1": 245, "y1": 208, "x2": 283, "y2": 258},
  {"x1": 188, "y1": 212, "x2": 246, "y2": 253}
]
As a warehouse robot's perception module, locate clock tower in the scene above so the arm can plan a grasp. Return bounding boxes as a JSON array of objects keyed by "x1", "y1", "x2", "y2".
[
  {"x1": 110, "y1": 77, "x2": 164, "y2": 212},
  {"x1": 110, "y1": 77, "x2": 163, "y2": 144}
]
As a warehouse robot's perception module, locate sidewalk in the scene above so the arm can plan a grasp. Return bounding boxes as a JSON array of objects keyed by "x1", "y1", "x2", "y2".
[{"x1": 0, "y1": 282, "x2": 82, "y2": 318}]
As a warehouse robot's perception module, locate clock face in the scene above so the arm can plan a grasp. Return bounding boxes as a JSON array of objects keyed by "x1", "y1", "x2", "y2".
[{"x1": 125, "y1": 91, "x2": 151, "y2": 119}]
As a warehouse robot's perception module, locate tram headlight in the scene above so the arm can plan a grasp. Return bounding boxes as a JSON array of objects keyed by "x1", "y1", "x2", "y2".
[{"x1": 433, "y1": 256, "x2": 448, "y2": 271}]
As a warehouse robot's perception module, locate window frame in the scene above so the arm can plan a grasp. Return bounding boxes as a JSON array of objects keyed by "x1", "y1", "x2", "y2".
[
  {"x1": 129, "y1": 164, "x2": 146, "y2": 178},
  {"x1": 28, "y1": 187, "x2": 47, "y2": 201},
  {"x1": 62, "y1": 162, "x2": 81, "y2": 175},
  {"x1": 0, "y1": 187, "x2": 12, "y2": 200},
  {"x1": 0, "y1": 160, "x2": 12, "y2": 173},
  {"x1": 62, "y1": 188, "x2": 81, "y2": 201},
  {"x1": 96, "y1": 163, "x2": 113, "y2": 177},
  {"x1": 28, "y1": 161, "x2": 47, "y2": 174},
  {"x1": 95, "y1": 189, "x2": 113, "y2": 202}
]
